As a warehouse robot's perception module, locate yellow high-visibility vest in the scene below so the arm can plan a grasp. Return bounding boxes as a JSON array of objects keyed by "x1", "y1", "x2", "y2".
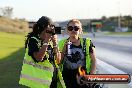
[
  {"x1": 58, "y1": 38, "x2": 91, "y2": 73},
  {"x1": 19, "y1": 37, "x2": 66, "y2": 88}
]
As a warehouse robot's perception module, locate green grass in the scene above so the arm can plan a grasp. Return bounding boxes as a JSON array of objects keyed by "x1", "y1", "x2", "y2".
[
  {"x1": 0, "y1": 32, "x2": 26, "y2": 88},
  {"x1": 105, "y1": 32, "x2": 132, "y2": 35}
]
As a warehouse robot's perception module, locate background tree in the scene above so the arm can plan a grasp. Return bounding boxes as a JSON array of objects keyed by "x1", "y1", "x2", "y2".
[{"x1": 0, "y1": 6, "x2": 13, "y2": 18}]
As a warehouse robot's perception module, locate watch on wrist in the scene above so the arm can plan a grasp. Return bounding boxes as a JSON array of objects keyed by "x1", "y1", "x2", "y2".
[{"x1": 53, "y1": 45, "x2": 58, "y2": 48}]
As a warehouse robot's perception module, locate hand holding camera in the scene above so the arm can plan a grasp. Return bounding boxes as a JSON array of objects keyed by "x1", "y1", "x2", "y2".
[
  {"x1": 46, "y1": 27, "x2": 61, "y2": 35},
  {"x1": 51, "y1": 35, "x2": 58, "y2": 46}
]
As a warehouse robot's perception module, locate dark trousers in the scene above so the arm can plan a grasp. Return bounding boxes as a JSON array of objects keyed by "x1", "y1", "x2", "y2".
[
  {"x1": 62, "y1": 68, "x2": 102, "y2": 88},
  {"x1": 50, "y1": 67, "x2": 58, "y2": 88},
  {"x1": 62, "y1": 68, "x2": 81, "y2": 88}
]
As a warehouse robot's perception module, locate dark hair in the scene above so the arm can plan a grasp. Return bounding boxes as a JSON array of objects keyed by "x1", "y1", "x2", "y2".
[{"x1": 25, "y1": 16, "x2": 53, "y2": 48}]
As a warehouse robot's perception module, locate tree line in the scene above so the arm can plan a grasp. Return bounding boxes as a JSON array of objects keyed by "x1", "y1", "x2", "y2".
[
  {"x1": 81, "y1": 15, "x2": 132, "y2": 32},
  {"x1": 1, "y1": 6, "x2": 132, "y2": 32},
  {"x1": 0, "y1": 6, "x2": 13, "y2": 18}
]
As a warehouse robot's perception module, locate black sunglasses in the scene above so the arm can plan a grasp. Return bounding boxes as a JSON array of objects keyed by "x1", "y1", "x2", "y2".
[
  {"x1": 46, "y1": 30, "x2": 55, "y2": 35},
  {"x1": 48, "y1": 24, "x2": 55, "y2": 29},
  {"x1": 67, "y1": 26, "x2": 80, "y2": 31}
]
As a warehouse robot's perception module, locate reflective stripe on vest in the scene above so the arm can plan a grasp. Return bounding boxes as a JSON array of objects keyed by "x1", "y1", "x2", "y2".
[
  {"x1": 23, "y1": 59, "x2": 54, "y2": 72},
  {"x1": 20, "y1": 74, "x2": 51, "y2": 85}
]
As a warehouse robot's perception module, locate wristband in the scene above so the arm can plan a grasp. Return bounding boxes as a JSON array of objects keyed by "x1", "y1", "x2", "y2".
[
  {"x1": 43, "y1": 43, "x2": 48, "y2": 45},
  {"x1": 53, "y1": 45, "x2": 58, "y2": 48}
]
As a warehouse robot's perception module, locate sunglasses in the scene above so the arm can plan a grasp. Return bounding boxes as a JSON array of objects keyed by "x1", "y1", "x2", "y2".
[
  {"x1": 67, "y1": 26, "x2": 80, "y2": 31},
  {"x1": 49, "y1": 24, "x2": 55, "y2": 29},
  {"x1": 46, "y1": 30, "x2": 55, "y2": 35}
]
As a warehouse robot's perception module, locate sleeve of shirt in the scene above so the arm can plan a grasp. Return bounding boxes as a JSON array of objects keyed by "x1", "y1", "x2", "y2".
[
  {"x1": 89, "y1": 40, "x2": 95, "y2": 53},
  {"x1": 28, "y1": 38, "x2": 39, "y2": 62}
]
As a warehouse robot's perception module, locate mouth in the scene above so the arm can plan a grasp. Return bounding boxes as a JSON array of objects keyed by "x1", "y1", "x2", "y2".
[{"x1": 71, "y1": 31, "x2": 77, "y2": 34}]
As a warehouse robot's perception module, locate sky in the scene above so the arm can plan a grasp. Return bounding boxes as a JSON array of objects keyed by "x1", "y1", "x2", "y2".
[{"x1": 0, "y1": 0, "x2": 132, "y2": 21}]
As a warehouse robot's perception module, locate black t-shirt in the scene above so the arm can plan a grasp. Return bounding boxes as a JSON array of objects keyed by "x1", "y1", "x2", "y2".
[
  {"x1": 62, "y1": 40, "x2": 95, "y2": 88},
  {"x1": 63, "y1": 40, "x2": 95, "y2": 69},
  {"x1": 28, "y1": 36, "x2": 45, "y2": 62},
  {"x1": 28, "y1": 36, "x2": 55, "y2": 63}
]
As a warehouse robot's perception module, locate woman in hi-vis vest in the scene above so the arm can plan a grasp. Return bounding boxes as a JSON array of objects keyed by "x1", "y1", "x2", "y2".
[
  {"x1": 19, "y1": 16, "x2": 65, "y2": 88},
  {"x1": 58, "y1": 19, "x2": 96, "y2": 88}
]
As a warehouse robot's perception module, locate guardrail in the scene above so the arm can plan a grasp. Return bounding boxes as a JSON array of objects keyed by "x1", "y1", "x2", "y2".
[{"x1": 96, "y1": 59, "x2": 132, "y2": 88}]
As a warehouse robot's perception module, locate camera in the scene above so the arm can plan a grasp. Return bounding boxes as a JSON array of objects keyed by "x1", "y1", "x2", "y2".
[
  {"x1": 54, "y1": 27, "x2": 61, "y2": 34},
  {"x1": 46, "y1": 26, "x2": 61, "y2": 35}
]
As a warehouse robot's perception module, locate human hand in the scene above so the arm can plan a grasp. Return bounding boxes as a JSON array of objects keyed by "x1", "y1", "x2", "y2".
[{"x1": 51, "y1": 34, "x2": 58, "y2": 45}]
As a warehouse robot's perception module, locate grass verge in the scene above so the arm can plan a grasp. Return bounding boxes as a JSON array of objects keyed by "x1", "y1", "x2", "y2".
[
  {"x1": 0, "y1": 32, "x2": 26, "y2": 88},
  {"x1": 105, "y1": 32, "x2": 132, "y2": 35}
]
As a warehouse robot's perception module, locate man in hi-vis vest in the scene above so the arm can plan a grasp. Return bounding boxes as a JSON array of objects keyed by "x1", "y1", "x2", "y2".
[{"x1": 19, "y1": 16, "x2": 65, "y2": 88}]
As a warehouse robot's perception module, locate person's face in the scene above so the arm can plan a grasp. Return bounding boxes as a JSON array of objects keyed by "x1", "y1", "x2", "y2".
[
  {"x1": 67, "y1": 22, "x2": 82, "y2": 37},
  {"x1": 45, "y1": 24, "x2": 55, "y2": 33},
  {"x1": 43, "y1": 24, "x2": 55, "y2": 35},
  {"x1": 40, "y1": 24, "x2": 55, "y2": 39}
]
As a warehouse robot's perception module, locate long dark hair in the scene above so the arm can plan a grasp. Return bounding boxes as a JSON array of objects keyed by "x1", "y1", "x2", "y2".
[{"x1": 25, "y1": 16, "x2": 53, "y2": 48}]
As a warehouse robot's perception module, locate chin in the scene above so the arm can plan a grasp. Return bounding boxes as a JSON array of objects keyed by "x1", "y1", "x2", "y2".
[{"x1": 70, "y1": 34, "x2": 77, "y2": 37}]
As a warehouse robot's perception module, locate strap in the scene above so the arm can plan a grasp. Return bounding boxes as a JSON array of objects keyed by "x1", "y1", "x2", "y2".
[
  {"x1": 47, "y1": 45, "x2": 54, "y2": 60},
  {"x1": 30, "y1": 36, "x2": 39, "y2": 42},
  {"x1": 82, "y1": 38, "x2": 87, "y2": 71},
  {"x1": 83, "y1": 38, "x2": 86, "y2": 56},
  {"x1": 30, "y1": 36, "x2": 41, "y2": 48}
]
